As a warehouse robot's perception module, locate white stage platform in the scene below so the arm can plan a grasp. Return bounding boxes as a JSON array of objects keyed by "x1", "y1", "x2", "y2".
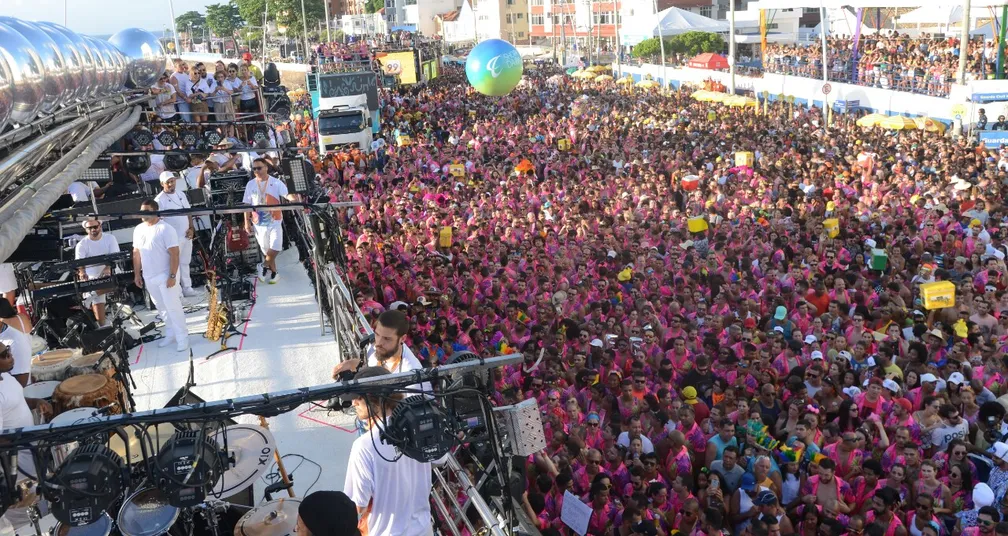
[{"x1": 126, "y1": 247, "x2": 358, "y2": 499}]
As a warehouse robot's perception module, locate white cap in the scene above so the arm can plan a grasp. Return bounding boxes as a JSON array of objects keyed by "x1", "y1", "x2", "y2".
[
  {"x1": 883, "y1": 379, "x2": 900, "y2": 393},
  {"x1": 804, "y1": 334, "x2": 817, "y2": 345},
  {"x1": 773, "y1": 326, "x2": 785, "y2": 333},
  {"x1": 866, "y1": 356, "x2": 877, "y2": 367},
  {"x1": 159, "y1": 171, "x2": 179, "y2": 183},
  {"x1": 810, "y1": 350, "x2": 824, "y2": 360},
  {"x1": 388, "y1": 301, "x2": 408, "y2": 311},
  {"x1": 842, "y1": 386, "x2": 862, "y2": 398},
  {"x1": 838, "y1": 350, "x2": 853, "y2": 361},
  {"x1": 974, "y1": 482, "x2": 996, "y2": 507},
  {"x1": 921, "y1": 373, "x2": 938, "y2": 383},
  {"x1": 865, "y1": 238, "x2": 877, "y2": 249},
  {"x1": 993, "y1": 443, "x2": 1008, "y2": 465},
  {"x1": 589, "y1": 338, "x2": 604, "y2": 348},
  {"x1": 948, "y1": 372, "x2": 966, "y2": 385},
  {"x1": 607, "y1": 250, "x2": 617, "y2": 258}
]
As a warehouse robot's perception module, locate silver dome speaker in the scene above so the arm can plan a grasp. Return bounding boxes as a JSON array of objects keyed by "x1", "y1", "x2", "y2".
[
  {"x1": 108, "y1": 28, "x2": 166, "y2": 89},
  {"x1": 0, "y1": 18, "x2": 69, "y2": 115},
  {"x1": 33, "y1": 22, "x2": 84, "y2": 103},
  {"x1": 37, "y1": 22, "x2": 98, "y2": 100},
  {"x1": 82, "y1": 36, "x2": 110, "y2": 96},
  {"x1": 93, "y1": 38, "x2": 121, "y2": 94},
  {"x1": 0, "y1": 21, "x2": 45, "y2": 124},
  {"x1": 0, "y1": 49, "x2": 11, "y2": 132}
]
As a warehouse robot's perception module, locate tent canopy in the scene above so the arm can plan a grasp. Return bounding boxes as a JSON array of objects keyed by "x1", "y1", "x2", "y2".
[
  {"x1": 621, "y1": 6, "x2": 728, "y2": 46},
  {"x1": 688, "y1": 53, "x2": 729, "y2": 70},
  {"x1": 898, "y1": 5, "x2": 993, "y2": 25}
]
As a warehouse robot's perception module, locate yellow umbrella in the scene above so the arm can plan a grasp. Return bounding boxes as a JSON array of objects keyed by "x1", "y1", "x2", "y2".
[
  {"x1": 724, "y1": 95, "x2": 757, "y2": 107},
  {"x1": 881, "y1": 115, "x2": 917, "y2": 130},
  {"x1": 855, "y1": 113, "x2": 887, "y2": 128},
  {"x1": 595, "y1": 74, "x2": 614, "y2": 82},
  {"x1": 691, "y1": 89, "x2": 711, "y2": 100},
  {"x1": 573, "y1": 70, "x2": 596, "y2": 79},
  {"x1": 702, "y1": 92, "x2": 728, "y2": 102},
  {"x1": 588, "y1": 65, "x2": 610, "y2": 73},
  {"x1": 616, "y1": 76, "x2": 634, "y2": 85},
  {"x1": 636, "y1": 80, "x2": 660, "y2": 89},
  {"x1": 914, "y1": 116, "x2": 947, "y2": 134}
]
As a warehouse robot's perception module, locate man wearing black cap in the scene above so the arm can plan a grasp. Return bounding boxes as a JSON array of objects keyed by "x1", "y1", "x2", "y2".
[
  {"x1": 295, "y1": 490, "x2": 360, "y2": 536},
  {"x1": 343, "y1": 366, "x2": 434, "y2": 536}
]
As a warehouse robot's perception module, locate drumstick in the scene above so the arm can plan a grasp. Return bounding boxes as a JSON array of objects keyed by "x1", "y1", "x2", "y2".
[{"x1": 258, "y1": 416, "x2": 296, "y2": 498}]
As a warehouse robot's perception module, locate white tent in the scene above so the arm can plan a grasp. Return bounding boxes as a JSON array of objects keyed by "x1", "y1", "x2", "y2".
[
  {"x1": 898, "y1": 5, "x2": 993, "y2": 26},
  {"x1": 758, "y1": 0, "x2": 1008, "y2": 8},
  {"x1": 621, "y1": 6, "x2": 728, "y2": 46}
]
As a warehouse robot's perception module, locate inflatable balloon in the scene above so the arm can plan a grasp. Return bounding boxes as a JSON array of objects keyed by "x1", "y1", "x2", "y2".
[{"x1": 465, "y1": 39, "x2": 522, "y2": 97}]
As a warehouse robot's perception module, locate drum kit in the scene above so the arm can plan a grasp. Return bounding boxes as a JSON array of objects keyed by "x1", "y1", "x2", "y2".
[
  {"x1": 28, "y1": 348, "x2": 128, "y2": 421},
  {"x1": 15, "y1": 423, "x2": 297, "y2": 536}
]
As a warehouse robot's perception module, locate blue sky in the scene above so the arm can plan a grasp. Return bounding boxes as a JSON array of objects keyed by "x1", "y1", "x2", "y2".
[{"x1": 0, "y1": 0, "x2": 220, "y2": 36}]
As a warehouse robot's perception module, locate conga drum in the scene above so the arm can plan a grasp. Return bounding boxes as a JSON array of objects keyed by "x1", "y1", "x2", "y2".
[
  {"x1": 52, "y1": 374, "x2": 121, "y2": 415},
  {"x1": 30, "y1": 350, "x2": 77, "y2": 382},
  {"x1": 67, "y1": 352, "x2": 114, "y2": 379}
]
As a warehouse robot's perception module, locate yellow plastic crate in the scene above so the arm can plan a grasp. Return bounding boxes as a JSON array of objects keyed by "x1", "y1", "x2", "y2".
[
  {"x1": 439, "y1": 227, "x2": 453, "y2": 248},
  {"x1": 688, "y1": 217, "x2": 708, "y2": 233},
  {"x1": 735, "y1": 151, "x2": 754, "y2": 167},
  {"x1": 823, "y1": 218, "x2": 839, "y2": 238},
  {"x1": 921, "y1": 281, "x2": 956, "y2": 310}
]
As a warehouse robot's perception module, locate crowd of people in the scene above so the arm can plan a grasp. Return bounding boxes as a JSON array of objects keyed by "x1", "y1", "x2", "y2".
[
  {"x1": 290, "y1": 49, "x2": 1008, "y2": 536},
  {"x1": 763, "y1": 33, "x2": 1000, "y2": 98}
]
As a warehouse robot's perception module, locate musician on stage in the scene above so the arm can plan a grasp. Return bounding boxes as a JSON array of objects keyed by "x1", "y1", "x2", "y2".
[
  {"x1": 0, "y1": 303, "x2": 31, "y2": 386},
  {"x1": 154, "y1": 172, "x2": 198, "y2": 298},
  {"x1": 74, "y1": 218, "x2": 121, "y2": 327},
  {"x1": 343, "y1": 367, "x2": 434, "y2": 536},
  {"x1": 132, "y1": 199, "x2": 189, "y2": 352},
  {"x1": 0, "y1": 263, "x2": 15, "y2": 307},
  {"x1": 243, "y1": 157, "x2": 297, "y2": 284}
]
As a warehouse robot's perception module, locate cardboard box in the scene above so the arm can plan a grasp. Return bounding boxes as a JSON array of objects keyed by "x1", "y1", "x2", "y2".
[{"x1": 921, "y1": 281, "x2": 955, "y2": 310}]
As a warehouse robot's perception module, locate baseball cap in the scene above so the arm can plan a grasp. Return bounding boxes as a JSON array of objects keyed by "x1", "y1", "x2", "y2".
[
  {"x1": 682, "y1": 386, "x2": 699, "y2": 404},
  {"x1": 754, "y1": 490, "x2": 778, "y2": 506},
  {"x1": 743, "y1": 317, "x2": 757, "y2": 329},
  {"x1": 589, "y1": 338, "x2": 604, "y2": 348},
  {"x1": 804, "y1": 334, "x2": 817, "y2": 345},
  {"x1": 948, "y1": 372, "x2": 966, "y2": 385},
  {"x1": 242, "y1": 52, "x2": 253, "y2": 61},
  {"x1": 882, "y1": 379, "x2": 900, "y2": 393},
  {"x1": 838, "y1": 350, "x2": 853, "y2": 361},
  {"x1": 810, "y1": 350, "x2": 824, "y2": 360},
  {"x1": 159, "y1": 171, "x2": 180, "y2": 183},
  {"x1": 921, "y1": 373, "x2": 938, "y2": 383},
  {"x1": 741, "y1": 473, "x2": 756, "y2": 492},
  {"x1": 993, "y1": 442, "x2": 1008, "y2": 464},
  {"x1": 774, "y1": 306, "x2": 787, "y2": 320}
]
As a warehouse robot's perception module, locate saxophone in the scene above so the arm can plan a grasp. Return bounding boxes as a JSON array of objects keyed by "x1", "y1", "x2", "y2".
[{"x1": 204, "y1": 269, "x2": 227, "y2": 341}]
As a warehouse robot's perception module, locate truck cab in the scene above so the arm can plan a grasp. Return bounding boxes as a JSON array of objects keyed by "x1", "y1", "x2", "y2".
[{"x1": 316, "y1": 94, "x2": 373, "y2": 156}]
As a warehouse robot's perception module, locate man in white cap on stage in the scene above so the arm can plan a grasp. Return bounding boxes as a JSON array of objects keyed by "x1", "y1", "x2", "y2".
[
  {"x1": 154, "y1": 171, "x2": 198, "y2": 297},
  {"x1": 132, "y1": 199, "x2": 189, "y2": 352}
]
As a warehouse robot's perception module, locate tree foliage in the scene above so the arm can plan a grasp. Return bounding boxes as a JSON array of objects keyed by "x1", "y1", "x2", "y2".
[
  {"x1": 631, "y1": 31, "x2": 726, "y2": 59},
  {"x1": 365, "y1": 0, "x2": 384, "y2": 14},
  {"x1": 232, "y1": 0, "x2": 328, "y2": 37},
  {"x1": 206, "y1": 2, "x2": 245, "y2": 37},
  {"x1": 175, "y1": 10, "x2": 206, "y2": 36}
]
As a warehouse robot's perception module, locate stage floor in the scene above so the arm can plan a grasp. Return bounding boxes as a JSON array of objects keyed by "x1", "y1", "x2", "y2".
[{"x1": 126, "y1": 247, "x2": 358, "y2": 499}]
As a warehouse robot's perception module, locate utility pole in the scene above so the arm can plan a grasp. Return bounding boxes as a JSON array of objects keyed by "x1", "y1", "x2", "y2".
[
  {"x1": 614, "y1": 1, "x2": 621, "y2": 75},
  {"x1": 653, "y1": 0, "x2": 665, "y2": 86},
  {"x1": 168, "y1": 0, "x2": 181, "y2": 56},
  {"x1": 729, "y1": 0, "x2": 736, "y2": 93},
  {"x1": 301, "y1": 0, "x2": 310, "y2": 63},
  {"x1": 958, "y1": 0, "x2": 972, "y2": 84},
  {"x1": 324, "y1": 0, "x2": 333, "y2": 42},
  {"x1": 263, "y1": 2, "x2": 268, "y2": 65}
]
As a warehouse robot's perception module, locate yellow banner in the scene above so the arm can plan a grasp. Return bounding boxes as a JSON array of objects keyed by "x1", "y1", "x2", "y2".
[
  {"x1": 381, "y1": 51, "x2": 418, "y2": 85},
  {"x1": 759, "y1": 10, "x2": 767, "y2": 60}
]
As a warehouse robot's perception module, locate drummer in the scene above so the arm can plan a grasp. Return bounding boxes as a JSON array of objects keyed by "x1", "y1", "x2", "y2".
[{"x1": 0, "y1": 301, "x2": 31, "y2": 386}]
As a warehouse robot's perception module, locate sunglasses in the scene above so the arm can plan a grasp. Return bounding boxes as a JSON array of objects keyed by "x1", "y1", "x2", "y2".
[
  {"x1": 252, "y1": 166, "x2": 266, "y2": 171},
  {"x1": 587, "y1": 421, "x2": 599, "y2": 427},
  {"x1": 86, "y1": 225, "x2": 100, "y2": 230}
]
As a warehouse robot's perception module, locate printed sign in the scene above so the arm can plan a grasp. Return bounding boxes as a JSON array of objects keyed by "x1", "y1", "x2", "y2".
[
  {"x1": 560, "y1": 491, "x2": 592, "y2": 535},
  {"x1": 318, "y1": 72, "x2": 379, "y2": 111},
  {"x1": 450, "y1": 163, "x2": 465, "y2": 177}
]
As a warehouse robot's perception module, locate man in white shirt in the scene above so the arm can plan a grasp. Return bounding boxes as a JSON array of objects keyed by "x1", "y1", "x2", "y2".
[
  {"x1": 74, "y1": 218, "x2": 120, "y2": 326},
  {"x1": 243, "y1": 158, "x2": 296, "y2": 284},
  {"x1": 154, "y1": 172, "x2": 197, "y2": 298},
  {"x1": 170, "y1": 59, "x2": 192, "y2": 121},
  {"x1": 132, "y1": 199, "x2": 188, "y2": 352},
  {"x1": 67, "y1": 180, "x2": 100, "y2": 203},
  {"x1": 0, "y1": 263, "x2": 15, "y2": 307},
  {"x1": 332, "y1": 310, "x2": 430, "y2": 393},
  {"x1": 343, "y1": 366, "x2": 434, "y2": 536},
  {"x1": 152, "y1": 71, "x2": 177, "y2": 121}
]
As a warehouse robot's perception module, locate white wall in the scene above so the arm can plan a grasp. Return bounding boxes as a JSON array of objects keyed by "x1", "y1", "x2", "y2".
[{"x1": 617, "y1": 63, "x2": 1008, "y2": 124}]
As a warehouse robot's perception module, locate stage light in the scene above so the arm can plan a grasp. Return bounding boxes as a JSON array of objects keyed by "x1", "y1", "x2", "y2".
[
  {"x1": 130, "y1": 128, "x2": 154, "y2": 147},
  {"x1": 45, "y1": 444, "x2": 126, "y2": 527},
  {"x1": 82, "y1": 158, "x2": 113, "y2": 183},
  {"x1": 155, "y1": 430, "x2": 225, "y2": 508},
  {"x1": 444, "y1": 351, "x2": 489, "y2": 434},
  {"x1": 156, "y1": 129, "x2": 177, "y2": 148},
  {"x1": 203, "y1": 130, "x2": 223, "y2": 147},
  {"x1": 382, "y1": 396, "x2": 456, "y2": 463},
  {"x1": 123, "y1": 155, "x2": 151, "y2": 175},
  {"x1": 281, "y1": 157, "x2": 317, "y2": 194},
  {"x1": 163, "y1": 152, "x2": 191, "y2": 172},
  {"x1": 252, "y1": 125, "x2": 270, "y2": 144},
  {"x1": 180, "y1": 129, "x2": 199, "y2": 147}
]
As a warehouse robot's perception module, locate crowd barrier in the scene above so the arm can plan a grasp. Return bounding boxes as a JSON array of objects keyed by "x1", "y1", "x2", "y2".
[{"x1": 616, "y1": 63, "x2": 1008, "y2": 126}]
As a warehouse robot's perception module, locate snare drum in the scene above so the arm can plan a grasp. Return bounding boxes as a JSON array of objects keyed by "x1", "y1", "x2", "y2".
[
  {"x1": 51, "y1": 513, "x2": 113, "y2": 536},
  {"x1": 31, "y1": 350, "x2": 78, "y2": 382},
  {"x1": 67, "y1": 352, "x2": 113, "y2": 379},
  {"x1": 117, "y1": 488, "x2": 179, "y2": 536},
  {"x1": 52, "y1": 375, "x2": 121, "y2": 415}
]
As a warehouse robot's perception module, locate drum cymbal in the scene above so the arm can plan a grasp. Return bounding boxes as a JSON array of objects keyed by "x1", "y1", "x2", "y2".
[
  {"x1": 233, "y1": 498, "x2": 300, "y2": 536},
  {"x1": 109, "y1": 423, "x2": 178, "y2": 464},
  {"x1": 211, "y1": 424, "x2": 276, "y2": 497}
]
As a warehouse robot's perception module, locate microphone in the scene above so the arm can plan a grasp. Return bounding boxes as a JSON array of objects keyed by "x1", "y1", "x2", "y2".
[{"x1": 92, "y1": 403, "x2": 118, "y2": 416}]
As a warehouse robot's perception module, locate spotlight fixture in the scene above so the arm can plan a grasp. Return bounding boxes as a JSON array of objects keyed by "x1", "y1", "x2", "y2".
[
  {"x1": 156, "y1": 129, "x2": 177, "y2": 148},
  {"x1": 155, "y1": 430, "x2": 225, "y2": 508},
  {"x1": 82, "y1": 158, "x2": 113, "y2": 183},
  {"x1": 203, "y1": 130, "x2": 223, "y2": 147},
  {"x1": 382, "y1": 396, "x2": 457, "y2": 462},
  {"x1": 252, "y1": 125, "x2": 269, "y2": 144},
  {"x1": 180, "y1": 129, "x2": 199, "y2": 147},
  {"x1": 45, "y1": 444, "x2": 126, "y2": 527},
  {"x1": 123, "y1": 155, "x2": 152, "y2": 175},
  {"x1": 163, "y1": 152, "x2": 191, "y2": 172},
  {"x1": 130, "y1": 128, "x2": 154, "y2": 147},
  {"x1": 280, "y1": 157, "x2": 317, "y2": 194}
]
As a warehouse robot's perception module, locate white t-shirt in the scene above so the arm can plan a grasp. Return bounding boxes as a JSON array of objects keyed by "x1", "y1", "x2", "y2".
[
  {"x1": 929, "y1": 420, "x2": 969, "y2": 451},
  {"x1": 238, "y1": 75, "x2": 258, "y2": 101},
  {"x1": 366, "y1": 344, "x2": 431, "y2": 394},
  {"x1": 140, "y1": 155, "x2": 166, "y2": 183},
  {"x1": 132, "y1": 221, "x2": 179, "y2": 283},
  {"x1": 67, "y1": 181, "x2": 97, "y2": 202},
  {"x1": 0, "y1": 373, "x2": 37, "y2": 477},
  {"x1": 0, "y1": 263, "x2": 15, "y2": 294},
  {"x1": 153, "y1": 83, "x2": 177, "y2": 119},
  {"x1": 242, "y1": 177, "x2": 288, "y2": 227},
  {"x1": 74, "y1": 233, "x2": 120, "y2": 279},
  {"x1": 182, "y1": 166, "x2": 201, "y2": 191},
  {"x1": 190, "y1": 78, "x2": 213, "y2": 104},
  {"x1": 616, "y1": 432, "x2": 655, "y2": 454},
  {"x1": 172, "y1": 72, "x2": 192, "y2": 113},
  {"x1": 154, "y1": 190, "x2": 192, "y2": 240},
  {"x1": 343, "y1": 427, "x2": 434, "y2": 536},
  {"x1": 0, "y1": 323, "x2": 30, "y2": 377}
]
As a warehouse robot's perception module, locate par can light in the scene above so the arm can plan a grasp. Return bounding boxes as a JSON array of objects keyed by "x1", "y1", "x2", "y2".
[
  {"x1": 45, "y1": 444, "x2": 126, "y2": 527},
  {"x1": 155, "y1": 430, "x2": 225, "y2": 508}
]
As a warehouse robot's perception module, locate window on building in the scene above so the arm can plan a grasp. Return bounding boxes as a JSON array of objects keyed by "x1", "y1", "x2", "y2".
[
  {"x1": 699, "y1": 5, "x2": 712, "y2": 17},
  {"x1": 531, "y1": 13, "x2": 544, "y2": 24},
  {"x1": 506, "y1": 13, "x2": 512, "y2": 22},
  {"x1": 803, "y1": 7, "x2": 818, "y2": 13},
  {"x1": 593, "y1": 11, "x2": 612, "y2": 24},
  {"x1": 518, "y1": 31, "x2": 524, "y2": 37},
  {"x1": 507, "y1": 0, "x2": 514, "y2": 4}
]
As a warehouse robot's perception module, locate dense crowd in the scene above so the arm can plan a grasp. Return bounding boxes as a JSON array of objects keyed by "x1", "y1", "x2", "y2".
[
  {"x1": 303, "y1": 54, "x2": 1008, "y2": 536},
  {"x1": 763, "y1": 33, "x2": 1000, "y2": 98}
]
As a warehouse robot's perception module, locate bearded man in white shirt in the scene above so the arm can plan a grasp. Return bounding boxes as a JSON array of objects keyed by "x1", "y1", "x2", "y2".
[
  {"x1": 154, "y1": 172, "x2": 197, "y2": 297},
  {"x1": 132, "y1": 199, "x2": 188, "y2": 352},
  {"x1": 74, "y1": 218, "x2": 120, "y2": 326}
]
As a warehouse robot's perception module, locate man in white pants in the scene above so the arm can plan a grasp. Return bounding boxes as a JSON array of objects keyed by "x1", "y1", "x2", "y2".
[
  {"x1": 154, "y1": 172, "x2": 198, "y2": 297},
  {"x1": 132, "y1": 199, "x2": 188, "y2": 352},
  {"x1": 243, "y1": 158, "x2": 296, "y2": 284},
  {"x1": 74, "y1": 218, "x2": 120, "y2": 326}
]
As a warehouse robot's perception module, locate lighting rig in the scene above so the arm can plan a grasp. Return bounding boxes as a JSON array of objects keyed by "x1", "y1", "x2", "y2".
[{"x1": 0, "y1": 354, "x2": 539, "y2": 535}]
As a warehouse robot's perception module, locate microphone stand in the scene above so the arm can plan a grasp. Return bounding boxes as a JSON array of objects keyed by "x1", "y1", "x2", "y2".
[{"x1": 93, "y1": 319, "x2": 140, "y2": 412}]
